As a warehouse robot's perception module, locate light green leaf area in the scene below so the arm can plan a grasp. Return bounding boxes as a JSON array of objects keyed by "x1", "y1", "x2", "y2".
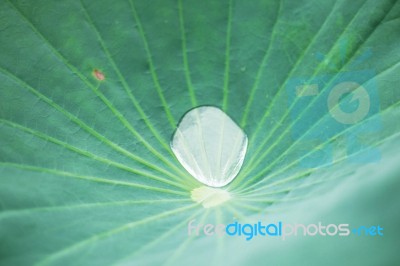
[{"x1": 0, "y1": 0, "x2": 399, "y2": 265}]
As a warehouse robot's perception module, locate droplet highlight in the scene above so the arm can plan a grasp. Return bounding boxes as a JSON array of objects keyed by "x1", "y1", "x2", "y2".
[{"x1": 171, "y1": 106, "x2": 248, "y2": 187}]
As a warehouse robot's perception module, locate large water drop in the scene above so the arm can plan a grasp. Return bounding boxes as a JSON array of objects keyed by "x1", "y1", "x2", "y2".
[{"x1": 171, "y1": 106, "x2": 248, "y2": 187}]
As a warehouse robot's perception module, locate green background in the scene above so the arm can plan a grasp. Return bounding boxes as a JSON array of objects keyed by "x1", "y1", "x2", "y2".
[{"x1": 0, "y1": 0, "x2": 399, "y2": 265}]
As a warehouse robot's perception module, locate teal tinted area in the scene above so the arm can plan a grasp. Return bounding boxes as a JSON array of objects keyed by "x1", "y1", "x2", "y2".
[{"x1": 0, "y1": 0, "x2": 399, "y2": 265}]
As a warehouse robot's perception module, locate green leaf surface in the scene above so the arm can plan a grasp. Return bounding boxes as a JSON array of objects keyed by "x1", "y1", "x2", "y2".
[{"x1": 1, "y1": 0, "x2": 399, "y2": 265}]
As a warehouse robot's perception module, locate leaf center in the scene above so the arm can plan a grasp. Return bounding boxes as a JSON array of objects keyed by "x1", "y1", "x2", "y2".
[{"x1": 191, "y1": 186, "x2": 231, "y2": 208}]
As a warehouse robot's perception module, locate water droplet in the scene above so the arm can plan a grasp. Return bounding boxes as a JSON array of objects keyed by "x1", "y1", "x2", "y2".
[{"x1": 171, "y1": 106, "x2": 248, "y2": 187}]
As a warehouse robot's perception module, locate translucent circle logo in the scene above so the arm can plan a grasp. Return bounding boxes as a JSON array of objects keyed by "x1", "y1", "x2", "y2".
[{"x1": 328, "y1": 81, "x2": 371, "y2": 125}]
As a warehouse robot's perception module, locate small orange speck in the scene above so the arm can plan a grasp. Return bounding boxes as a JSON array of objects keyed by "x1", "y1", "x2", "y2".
[{"x1": 93, "y1": 69, "x2": 105, "y2": 81}]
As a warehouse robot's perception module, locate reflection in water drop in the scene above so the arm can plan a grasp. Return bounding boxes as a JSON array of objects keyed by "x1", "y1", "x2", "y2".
[{"x1": 171, "y1": 106, "x2": 248, "y2": 187}]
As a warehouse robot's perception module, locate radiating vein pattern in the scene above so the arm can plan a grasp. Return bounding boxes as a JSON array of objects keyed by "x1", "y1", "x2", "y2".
[{"x1": 0, "y1": 0, "x2": 399, "y2": 265}]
